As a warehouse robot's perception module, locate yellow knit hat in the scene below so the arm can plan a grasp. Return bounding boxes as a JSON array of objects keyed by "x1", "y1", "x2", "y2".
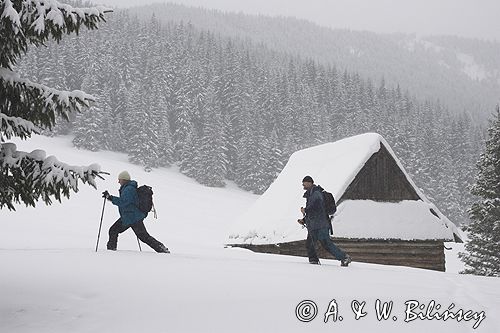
[{"x1": 118, "y1": 171, "x2": 131, "y2": 181}]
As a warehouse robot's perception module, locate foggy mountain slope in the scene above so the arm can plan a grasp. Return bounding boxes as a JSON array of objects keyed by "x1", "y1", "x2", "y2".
[
  {"x1": 129, "y1": 2, "x2": 500, "y2": 121},
  {"x1": 17, "y1": 7, "x2": 484, "y2": 226}
]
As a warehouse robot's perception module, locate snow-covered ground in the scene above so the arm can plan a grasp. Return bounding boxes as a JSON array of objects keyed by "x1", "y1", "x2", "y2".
[{"x1": 1, "y1": 136, "x2": 499, "y2": 333}]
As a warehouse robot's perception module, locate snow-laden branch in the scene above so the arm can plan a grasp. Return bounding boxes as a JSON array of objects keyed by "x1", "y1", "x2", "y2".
[
  {"x1": 1, "y1": 0, "x2": 21, "y2": 32},
  {"x1": 1, "y1": 142, "x2": 103, "y2": 210},
  {"x1": 0, "y1": 112, "x2": 39, "y2": 141},
  {"x1": 0, "y1": 67, "x2": 94, "y2": 127},
  {"x1": 1, "y1": 0, "x2": 111, "y2": 34},
  {"x1": 28, "y1": 0, "x2": 110, "y2": 34},
  {"x1": 1, "y1": 67, "x2": 94, "y2": 106},
  {"x1": 0, "y1": 0, "x2": 112, "y2": 68}
]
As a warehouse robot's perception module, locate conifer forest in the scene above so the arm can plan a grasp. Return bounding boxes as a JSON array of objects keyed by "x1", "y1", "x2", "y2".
[{"x1": 17, "y1": 10, "x2": 487, "y2": 226}]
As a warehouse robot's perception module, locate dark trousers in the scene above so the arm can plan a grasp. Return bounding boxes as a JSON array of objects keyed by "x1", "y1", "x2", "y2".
[
  {"x1": 306, "y1": 228, "x2": 346, "y2": 262},
  {"x1": 107, "y1": 219, "x2": 166, "y2": 252}
]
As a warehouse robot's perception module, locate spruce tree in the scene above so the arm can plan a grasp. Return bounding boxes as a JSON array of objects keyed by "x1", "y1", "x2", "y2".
[
  {"x1": 196, "y1": 83, "x2": 226, "y2": 187},
  {"x1": 459, "y1": 107, "x2": 500, "y2": 277},
  {"x1": 72, "y1": 61, "x2": 107, "y2": 151},
  {"x1": 0, "y1": 0, "x2": 110, "y2": 210},
  {"x1": 112, "y1": 82, "x2": 130, "y2": 152},
  {"x1": 126, "y1": 81, "x2": 159, "y2": 171},
  {"x1": 179, "y1": 122, "x2": 198, "y2": 178}
]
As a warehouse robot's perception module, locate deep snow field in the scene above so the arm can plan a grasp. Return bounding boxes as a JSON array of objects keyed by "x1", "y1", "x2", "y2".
[{"x1": 1, "y1": 135, "x2": 499, "y2": 333}]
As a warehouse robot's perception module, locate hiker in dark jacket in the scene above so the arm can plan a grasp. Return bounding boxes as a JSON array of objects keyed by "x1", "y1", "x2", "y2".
[
  {"x1": 298, "y1": 176, "x2": 351, "y2": 266},
  {"x1": 102, "y1": 171, "x2": 169, "y2": 253}
]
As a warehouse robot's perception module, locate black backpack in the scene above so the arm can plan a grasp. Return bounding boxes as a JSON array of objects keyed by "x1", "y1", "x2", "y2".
[
  {"x1": 322, "y1": 190, "x2": 337, "y2": 216},
  {"x1": 137, "y1": 185, "x2": 156, "y2": 217},
  {"x1": 322, "y1": 189, "x2": 337, "y2": 235}
]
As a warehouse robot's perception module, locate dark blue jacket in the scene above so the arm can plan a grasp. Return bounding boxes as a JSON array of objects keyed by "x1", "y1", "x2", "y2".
[
  {"x1": 303, "y1": 185, "x2": 329, "y2": 231},
  {"x1": 111, "y1": 180, "x2": 146, "y2": 226}
]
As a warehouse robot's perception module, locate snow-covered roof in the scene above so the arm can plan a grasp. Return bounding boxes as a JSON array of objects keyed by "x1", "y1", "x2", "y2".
[{"x1": 227, "y1": 133, "x2": 460, "y2": 244}]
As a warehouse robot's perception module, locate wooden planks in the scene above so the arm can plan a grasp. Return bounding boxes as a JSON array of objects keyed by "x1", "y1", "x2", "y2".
[
  {"x1": 340, "y1": 144, "x2": 421, "y2": 202},
  {"x1": 231, "y1": 239, "x2": 446, "y2": 272}
]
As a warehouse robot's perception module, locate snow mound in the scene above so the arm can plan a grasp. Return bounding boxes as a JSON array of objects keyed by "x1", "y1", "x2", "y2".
[{"x1": 334, "y1": 200, "x2": 455, "y2": 240}]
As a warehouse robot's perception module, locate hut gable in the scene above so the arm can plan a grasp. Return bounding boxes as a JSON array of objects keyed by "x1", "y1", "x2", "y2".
[{"x1": 341, "y1": 144, "x2": 421, "y2": 202}]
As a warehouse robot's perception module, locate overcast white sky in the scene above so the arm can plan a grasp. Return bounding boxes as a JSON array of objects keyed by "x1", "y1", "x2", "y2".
[{"x1": 93, "y1": 0, "x2": 500, "y2": 41}]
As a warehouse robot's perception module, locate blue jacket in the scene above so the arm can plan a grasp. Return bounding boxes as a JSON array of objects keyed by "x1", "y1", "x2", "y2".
[
  {"x1": 303, "y1": 185, "x2": 330, "y2": 231},
  {"x1": 111, "y1": 180, "x2": 146, "y2": 226}
]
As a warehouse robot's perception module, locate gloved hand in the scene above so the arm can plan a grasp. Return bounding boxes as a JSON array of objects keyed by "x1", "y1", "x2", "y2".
[{"x1": 102, "y1": 190, "x2": 111, "y2": 200}]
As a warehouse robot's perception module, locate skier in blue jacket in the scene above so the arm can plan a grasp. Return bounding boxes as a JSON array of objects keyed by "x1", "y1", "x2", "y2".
[{"x1": 102, "y1": 171, "x2": 169, "y2": 253}]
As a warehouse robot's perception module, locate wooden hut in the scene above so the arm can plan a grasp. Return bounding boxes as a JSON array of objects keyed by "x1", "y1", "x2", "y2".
[{"x1": 226, "y1": 133, "x2": 462, "y2": 272}]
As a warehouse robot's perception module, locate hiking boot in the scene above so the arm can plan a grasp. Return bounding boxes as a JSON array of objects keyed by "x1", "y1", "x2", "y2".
[
  {"x1": 158, "y1": 244, "x2": 170, "y2": 253},
  {"x1": 106, "y1": 240, "x2": 117, "y2": 251},
  {"x1": 309, "y1": 260, "x2": 321, "y2": 265},
  {"x1": 341, "y1": 255, "x2": 352, "y2": 267}
]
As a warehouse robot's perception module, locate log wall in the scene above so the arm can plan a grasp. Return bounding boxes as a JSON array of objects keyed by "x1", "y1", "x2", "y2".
[{"x1": 231, "y1": 238, "x2": 446, "y2": 272}]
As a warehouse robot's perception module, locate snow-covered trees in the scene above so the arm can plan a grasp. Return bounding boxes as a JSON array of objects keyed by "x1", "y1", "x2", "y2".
[
  {"x1": 15, "y1": 10, "x2": 481, "y2": 226},
  {"x1": 0, "y1": 0, "x2": 109, "y2": 210},
  {"x1": 459, "y1": 107, "x2": 500, "y2": 277}
]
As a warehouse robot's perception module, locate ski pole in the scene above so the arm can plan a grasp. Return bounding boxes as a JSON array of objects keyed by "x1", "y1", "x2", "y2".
[
  {"x1": 137, "y1": 237, "x2": 142, "y2": 251},
  {"x1": 95, "y1": 197, "x2": 107, "y2": 252}
]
